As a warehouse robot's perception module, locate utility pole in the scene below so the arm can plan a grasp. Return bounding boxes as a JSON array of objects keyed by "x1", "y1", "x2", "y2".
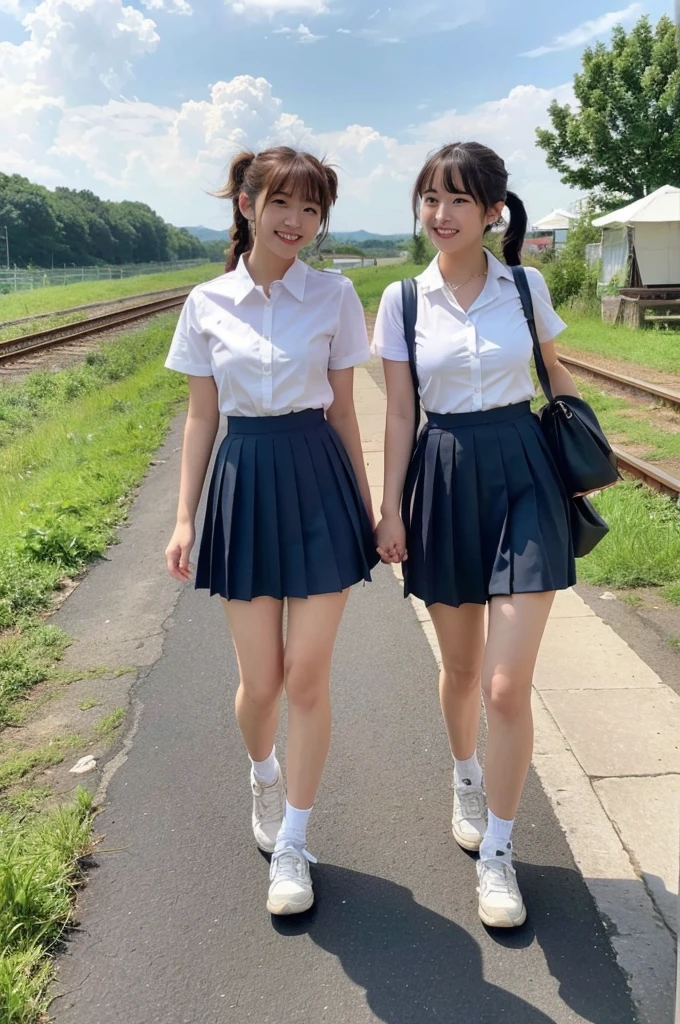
[{"x1": 1, "y1": 226, "x2": 8, "y2": 270}]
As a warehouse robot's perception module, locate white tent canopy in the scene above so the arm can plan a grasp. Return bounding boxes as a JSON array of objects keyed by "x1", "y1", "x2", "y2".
[
  {"x1": 532, "y1": 209, "x2": 578, "y2": 231},
  {"x1": 592, "y1": 185, "x2": 680, "y2": 287},
  {"x1": 592, "y1": 185, "x2": 680, "y2": 226}
]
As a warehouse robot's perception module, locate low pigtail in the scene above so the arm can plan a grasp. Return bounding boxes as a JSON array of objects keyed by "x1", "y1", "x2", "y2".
[
  {"x1": 502, "y1": 190, "x2": 528, "y2": 267},
  {"x1": 215, "y1": 151, "x2": 255, "y2": 271}
]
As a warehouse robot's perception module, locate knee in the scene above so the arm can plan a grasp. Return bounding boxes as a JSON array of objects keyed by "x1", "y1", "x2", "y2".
[
  {"x1": 239, "y1": 672, "x2": 282, "y2": 712},
  {"x1": 482, "y1": 671, "x2": 532, "y2": 722},
  {"x1": 283, "y1": 655, "x2": 327, "y2": 712},
  {"x1": 441, "y1": 656, "x2": 481, "y2": 696}
]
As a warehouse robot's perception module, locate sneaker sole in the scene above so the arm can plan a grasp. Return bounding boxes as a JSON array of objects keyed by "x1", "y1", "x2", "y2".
[
  {"x1": 478, "y1": 903, "x2": 527, "y2": 929},
  {"x1": 267, "y1": 893, "x2": 314, "y2": 916},
  {"x1": 255, "y1": 834, "x2": 277, "y2": 854},
  {"x1": 452, "y1": 823, "x2": 483, "y2": 852}
]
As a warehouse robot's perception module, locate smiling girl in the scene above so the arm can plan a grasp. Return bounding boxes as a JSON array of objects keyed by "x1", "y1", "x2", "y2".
[
  {"x1": 373, "y1": 142, "x2": 579, "y2": 928},
  {"x1": 164, "y1": 147, "x2": 377, "y2": 916}
]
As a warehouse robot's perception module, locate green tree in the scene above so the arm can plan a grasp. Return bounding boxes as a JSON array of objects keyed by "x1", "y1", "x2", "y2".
[
  {"x1": 536, "y1": 14, "x2": 680, "y2": 206},
  {"x1": 408, "y1": 231, "x2": 432, "y2": 265},
  {"x1": 541, "y1": 213, "x2": 600, "y2": 308}
]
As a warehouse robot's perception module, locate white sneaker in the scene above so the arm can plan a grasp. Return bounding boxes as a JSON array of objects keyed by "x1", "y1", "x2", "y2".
[
  {"x1": 250, "y1": 769, "x2": 285, "y2": 853},
  {"x1": 452, "y1": 782, "x2": 487, "y2": 851},
  {"x1": 267, "y1": 845, "x2": 316, "y2": 916},
  {"x1": 476, "y1": 854, "x2": 527, "y2": 928}
]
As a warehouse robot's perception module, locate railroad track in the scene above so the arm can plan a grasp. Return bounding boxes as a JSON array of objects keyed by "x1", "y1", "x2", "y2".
[
  {"x1": 0, "y1": 292, "x2": 190, "y2": 364},
  {"x1": 557, "y1": 353, "x2": 680, "y2": 498},
  {"x1": 0, "y1": 286, "x2": 194, "y2": 332},
  {"x1": 558, "y1": 352, "x2": 680, "y2": 408}
]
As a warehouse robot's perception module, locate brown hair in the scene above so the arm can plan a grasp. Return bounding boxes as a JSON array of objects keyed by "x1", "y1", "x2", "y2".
[
  {"x1": 216, "y1": 146, "x2": 339, "y2": 271},
  {"x1": 412, "y1": 141, "x2": 528, "y2": 266}
]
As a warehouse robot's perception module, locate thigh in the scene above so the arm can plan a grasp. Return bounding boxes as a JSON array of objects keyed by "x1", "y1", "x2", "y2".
[
  {"x1": 222, "y1": 597, "x2": 285, "y2": 689},
  {"x1": 285, "y1": 590, "x2": 350, "y2": 675},
  {"x1": 428, "y1": 602, "x2": 486, "y2": 675},
  {"x1": 483, "y1": 592, "x2": 555, "y2": 687}
]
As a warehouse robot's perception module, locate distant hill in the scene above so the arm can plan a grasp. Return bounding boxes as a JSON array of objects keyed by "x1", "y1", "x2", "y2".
[
  {"x1": 181, "y1": 226, "x2": 408, "y2": 244},
  {"x1": 332, "y1": 231, "x2": 409, "y2": 242},
  {"x1": 182, "y1": 226, "x2": 229, "y2": 242}
]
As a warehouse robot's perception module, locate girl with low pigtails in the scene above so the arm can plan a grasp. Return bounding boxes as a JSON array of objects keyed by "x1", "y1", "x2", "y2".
[
  {"x1": 164, "y1": 146, "x2": 378, "y2": 916},
  {"x1": 373, "y1": 142, "x2": 580, "y2": 928}
]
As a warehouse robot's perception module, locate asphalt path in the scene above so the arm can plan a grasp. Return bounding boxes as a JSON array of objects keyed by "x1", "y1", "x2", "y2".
[{"x1": 51, "y1": 516, "x2": 638, "y2": 1023}]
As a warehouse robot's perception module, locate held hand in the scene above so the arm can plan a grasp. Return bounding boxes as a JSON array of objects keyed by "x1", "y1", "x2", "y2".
[
  {"x1": 165, "y1": 522, "x2": 195, "y2": 582},
  {"x1": 375, "y1": 514, "x2": 408, "y2": 564}
]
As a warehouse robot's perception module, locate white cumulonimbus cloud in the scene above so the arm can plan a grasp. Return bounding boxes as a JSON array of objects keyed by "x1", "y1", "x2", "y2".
[{"x1": 0, "y1": 0, "x2": 577, "y2": 232}]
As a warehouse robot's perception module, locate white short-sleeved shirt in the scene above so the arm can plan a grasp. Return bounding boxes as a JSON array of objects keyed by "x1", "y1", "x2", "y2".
[
  {"x1": 371, "y1": 250, "x2": 567, "y2": 415},
  {"x1": 165, "y1": 257, "x2": 370, "y2": 416}
]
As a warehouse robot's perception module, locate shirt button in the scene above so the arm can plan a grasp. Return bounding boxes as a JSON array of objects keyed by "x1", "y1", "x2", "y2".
[
  {"x1": 474, "y1": 387, "x2": 480, "y2": 393},
  {"x1": 465, "y1": 321, "x2": 472, "y2": 328}
]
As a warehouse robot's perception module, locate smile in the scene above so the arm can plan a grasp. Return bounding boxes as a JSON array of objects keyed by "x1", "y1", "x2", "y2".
[
  {"x1": 276, "y1": 232, "x2": 302, "y2": 243},
  {"x1": 434, "y1": 228, "x2": 459, "y2": 238}
]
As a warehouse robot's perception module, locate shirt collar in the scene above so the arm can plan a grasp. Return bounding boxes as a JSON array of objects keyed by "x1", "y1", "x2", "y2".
[
  {"x1": 232, "y1": 255, "x2": 308, "y2": 305},
  {"x1": 417, "y1": 247, "x2": 514, "y2": 294}
]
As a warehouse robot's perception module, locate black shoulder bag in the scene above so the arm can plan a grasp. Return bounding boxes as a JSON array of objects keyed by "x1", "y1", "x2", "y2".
[
  {"x1": 510, "y1": 264, "x2": 615, "y2": 557},
  {"x1": 401, "y1": 277, "x2": 421, "y2": 453}
]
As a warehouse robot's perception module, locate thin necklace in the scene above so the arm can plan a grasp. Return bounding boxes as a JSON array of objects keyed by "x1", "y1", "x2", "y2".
[{"x1": 442, "y1": 269, "x2": 487, "y2": 296}]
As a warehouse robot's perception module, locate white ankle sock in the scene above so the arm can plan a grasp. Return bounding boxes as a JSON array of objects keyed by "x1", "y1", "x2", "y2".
[
  {"x1": 453, "y1": 751, "x2": 483, "y2": 789},
  {"x1": 249, "y1": 747, "x2": 279, "y2": 786},
  {"x1": 480, "y1": 810, "x2": 515, "y2": 863},
  {"x1": 275, "y1": 800, "x2": 312, "y2": 852}
]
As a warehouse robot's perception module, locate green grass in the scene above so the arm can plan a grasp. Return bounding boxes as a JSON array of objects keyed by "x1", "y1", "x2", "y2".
[
  {"x1": 559, "y1": 311, "x2": 680, "y2": 375},
  {"x1": 0, "y1": 626, "x2": 71, "y2": 727},
  {"x1": 0, "y1": 788, "x2": 93, "y2": 1024},
  {"x1": 345, "y1": 262, "x2": 419, "y2": 313},
  {"x1": 0, "y1": 264, "x2": 218, "y2": 322},
  {"x1": 575, "y1": 380, "x2": 680, "y2": 463},
  {"x1": 0, "y1": 312, "x2": 182, "y2": 451},
  {"x1": 579, "y1": 482, "x2": 680, "y2": 590},
  {"x1": 662, "y1": 580, "x2": 680, "y2": 605},
  {"x1": 0, "y1": 736, "x2": 82, "y2": 791},
  {"x1": 0, "y1": 322, "x2": 185, "y2": 633},
  {"x1": 77, "y1": 699, "x2": 101, "y2": 712},
  {"x1": 93, "y1": 709, "x2": 126, "y2": 737}
]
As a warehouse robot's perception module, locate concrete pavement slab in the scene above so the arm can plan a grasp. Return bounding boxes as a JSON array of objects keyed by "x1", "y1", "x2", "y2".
[
  {"x1": 541, "y1": 688, "x2": 680, "y2": 777},
  {"x1": 535, "y1": 618, "x2": 663, "y2": 691},
  {"x1": 594, "y1": 775, "x2": 680, "y2": 933}
]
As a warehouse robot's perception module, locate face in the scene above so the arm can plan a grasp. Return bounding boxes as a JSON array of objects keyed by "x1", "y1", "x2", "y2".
[
  {"x1": 419, "y1": 168, "x2": 504, "y2": 255},
  {"x1": 240, "y1": 189, "x2": 322, "y2": 260}
]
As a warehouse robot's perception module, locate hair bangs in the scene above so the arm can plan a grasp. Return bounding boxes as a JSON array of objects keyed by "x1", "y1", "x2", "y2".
[
  {"x1": 264, "y1": 153, "x2": 336, "y2": 215},
  {"x1": 413, "y1": 144, "x2": 492, "y2": 218}
]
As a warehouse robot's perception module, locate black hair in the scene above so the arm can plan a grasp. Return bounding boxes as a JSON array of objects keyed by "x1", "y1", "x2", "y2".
[{"x1": 412, "y1": 141, "x2": 528, "y2": 266}]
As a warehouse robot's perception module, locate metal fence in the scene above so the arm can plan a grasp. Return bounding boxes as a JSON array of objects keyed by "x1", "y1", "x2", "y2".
[{"x1": 0, "y1": 259, "x2": 211, "y2": 294}]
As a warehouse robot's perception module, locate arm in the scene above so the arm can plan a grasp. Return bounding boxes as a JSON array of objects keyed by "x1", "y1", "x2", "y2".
[
  {"x1": 165, "y1": 375, "x2": 220, "y2": 581},
  {"x1": 327, "y1": 367, "x2": 374, "y2": 527},
  {"x1": 541, "y1": 340, "x2": 581, "y2": 399},
  {"x1": 375, "y1": 359, "x2": 415, "y2": 563}
]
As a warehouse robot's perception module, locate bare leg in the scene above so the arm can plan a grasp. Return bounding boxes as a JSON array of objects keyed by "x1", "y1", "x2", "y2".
[
  {"x1": 222, "y1": 597, "x2": 284, "y2": 761},
  {"x1": 482, "y1": 592, "x2": 555, "y2": 820},
  {"x1": 283, "y1": 590, "x2": 349, "y2": 810},
  {"x1": 427, "y1": 602, "x2": 486, "y2": 760}
]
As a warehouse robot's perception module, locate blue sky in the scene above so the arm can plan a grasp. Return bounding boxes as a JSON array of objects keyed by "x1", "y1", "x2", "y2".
[{"x1": 0, "y1": 0, "x2": 673, "y2": 233}]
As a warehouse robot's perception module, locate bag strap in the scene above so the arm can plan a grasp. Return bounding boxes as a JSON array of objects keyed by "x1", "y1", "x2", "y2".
[
  {"x1": 509, "y1": 264, "x2": 554, "y2": 403},
  {"x1": 400, "y1": 277, "x2": 421, "y2": 450}
]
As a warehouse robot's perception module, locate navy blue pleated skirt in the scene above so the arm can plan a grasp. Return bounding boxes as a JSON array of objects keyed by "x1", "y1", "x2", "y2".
[
  {"x1": 195, "y1": 408, "x2": 378, "y2": 602},
  {"x1": 402, "y1": 401, "x2": 576, "y2": 607}
]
